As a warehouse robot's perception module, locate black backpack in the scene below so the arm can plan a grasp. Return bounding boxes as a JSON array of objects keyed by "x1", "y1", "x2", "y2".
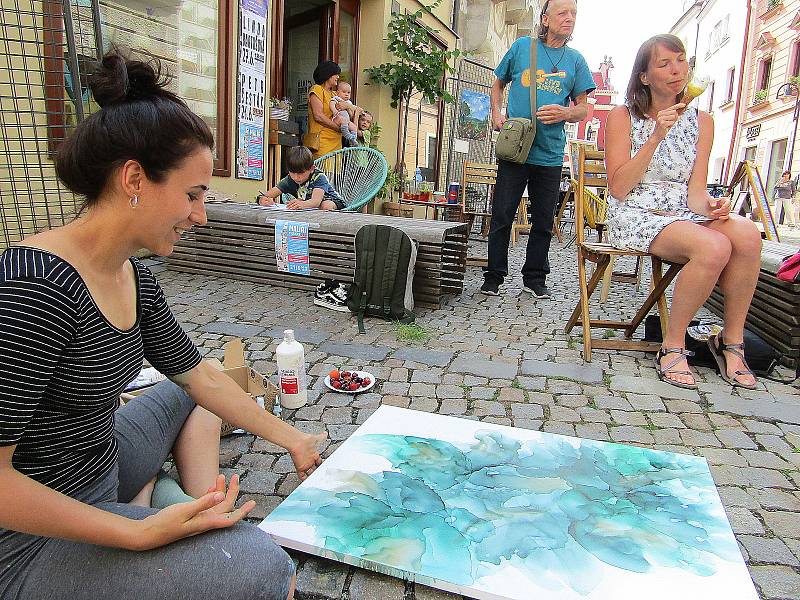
[{"x1": 347, "y1": 224, "x2": 417, "y2": 333}]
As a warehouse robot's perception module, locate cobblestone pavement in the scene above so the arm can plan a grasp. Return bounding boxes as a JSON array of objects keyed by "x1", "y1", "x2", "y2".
[{"x1": 150, "y1": 235, "x2": 800, "y2": 600}]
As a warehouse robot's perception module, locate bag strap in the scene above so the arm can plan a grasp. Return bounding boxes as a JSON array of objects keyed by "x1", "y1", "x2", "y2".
[
  {"x1": 355, "y1": 226, "x2": 377, "y2": 334},
  {"x1": 381, "y1": 228, "x2": 403, "y2": 317},
  {"x1": 530, "y1": 35, "x2": 537, "y2": 139}
]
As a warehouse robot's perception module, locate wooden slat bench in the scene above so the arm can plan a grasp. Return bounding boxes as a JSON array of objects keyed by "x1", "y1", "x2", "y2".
[
  {"x1": 705, "y1": 240, "x2": 800, "y2": 367},
  {"x1": 167, "y1": 203, "x2": 468, "y2": 309}
]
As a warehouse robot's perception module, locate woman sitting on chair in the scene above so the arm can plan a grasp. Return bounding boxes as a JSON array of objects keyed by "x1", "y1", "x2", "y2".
[{"x1": 604, "y1": 34, "x2": 762, "y2": 390}]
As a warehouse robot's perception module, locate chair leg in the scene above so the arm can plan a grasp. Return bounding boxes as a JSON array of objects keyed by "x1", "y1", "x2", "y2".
[
  {"x1": 566, "y1": 254, "x2": 611, "y2": 331},
  {"x1": 600, "y1": 255, "x2": 615, "y2": 303},
  {"x1": 625, "y1": 261, "x2": 681, "y2": 338},
  {"x1": 652, "y1": 258, "x2": 671, "y2": 337},
  {"x1": 577, "y1": 252, "x2": 594, "y2": 362}
]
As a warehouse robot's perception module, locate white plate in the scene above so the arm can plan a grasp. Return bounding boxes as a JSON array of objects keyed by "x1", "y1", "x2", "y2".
[{"x1": 324, "y1": 370, "x2": 376, "y2": 394}]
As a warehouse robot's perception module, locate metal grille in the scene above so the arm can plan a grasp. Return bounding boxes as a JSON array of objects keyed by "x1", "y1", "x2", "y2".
[
  {"x1": 0, "y1": 0, "x2": 101, "y2": 248},
  {"x1": 438, "y1": 57, "x2": 498, "y2": 193}
]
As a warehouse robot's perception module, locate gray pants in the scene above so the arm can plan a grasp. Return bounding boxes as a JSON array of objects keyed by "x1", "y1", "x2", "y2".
[{"x1": 0, "y1": 382, "x2": 294, "y2": 600}]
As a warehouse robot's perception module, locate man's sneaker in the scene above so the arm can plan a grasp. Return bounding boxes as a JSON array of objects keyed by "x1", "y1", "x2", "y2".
[
  {"x1": 314, "y1": 280, "x2": 349, "y2": 312},
  {"x1": 523, "y1": 283, "x2": 552, "y2": 299},
  {"x1": 480, "y1": 280, "x2": 500, "y2": 296}
]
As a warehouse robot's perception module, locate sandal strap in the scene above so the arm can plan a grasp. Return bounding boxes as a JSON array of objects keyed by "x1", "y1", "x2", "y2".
[
  {"x1": 658, "y1": 348, "x2": 696, "y2": 375},
  {"x1": 716, "y1": 335, "x2": 756, "y2": 382}
]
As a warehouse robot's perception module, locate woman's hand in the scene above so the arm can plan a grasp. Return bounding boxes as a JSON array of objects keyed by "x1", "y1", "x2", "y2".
[
  {"x1": 708, "y1": 195, "x2": 731, "y2": 221},
  {"x1": 134, "y1": 474, "x2": 254, "y2": 551},
  {"x1": 651, "y1": 103, "x2": 686, "y2": 141},
  {"x1": 289, "y1": 431, "x2": 327, "y2": 480}
]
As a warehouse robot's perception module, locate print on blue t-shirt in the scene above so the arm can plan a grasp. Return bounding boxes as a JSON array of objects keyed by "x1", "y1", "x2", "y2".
[{"x1": 495, "y1": 36, "x2": 596, "y2": 166}]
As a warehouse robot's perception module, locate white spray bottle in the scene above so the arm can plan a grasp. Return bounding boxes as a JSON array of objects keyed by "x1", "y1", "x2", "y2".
[{"x1": 275, "y1": 329, "x2": 308, "y2": 409}]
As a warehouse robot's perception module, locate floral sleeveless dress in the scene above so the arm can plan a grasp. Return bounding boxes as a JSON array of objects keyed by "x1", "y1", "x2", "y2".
[{"x1": 606, "y1": 106, "x2": 710, "y2": 252}]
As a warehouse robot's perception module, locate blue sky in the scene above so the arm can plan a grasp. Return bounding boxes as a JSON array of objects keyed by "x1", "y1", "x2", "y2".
[{"x1": 572, "y1": 1, "x2": 685, "y2": 96}]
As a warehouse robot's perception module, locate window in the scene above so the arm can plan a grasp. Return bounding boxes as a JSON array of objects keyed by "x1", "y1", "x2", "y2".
[
  {"x1": 791, "y1": 40, "x2": 800, "y2": 78},
  {"x1": 707, "y1": 15, "x2": 731, "y2": 56},
  {"x1": 707, "y1": 80, "x2": 715, "y2": 112},
  {"x1": 726, "y1": 67, "x2": 735, "y2": 103},
  {"x1": 99, "y1": 0, "x2": 232, "y2": 176},
  {"x1": 758, "y1": 56, "x2": 773, "y2": 92}
]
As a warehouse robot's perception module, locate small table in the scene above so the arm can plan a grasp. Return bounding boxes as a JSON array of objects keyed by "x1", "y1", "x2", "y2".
[{"x1": 398, "y1": 197, "x2": 462, "y2": 221}]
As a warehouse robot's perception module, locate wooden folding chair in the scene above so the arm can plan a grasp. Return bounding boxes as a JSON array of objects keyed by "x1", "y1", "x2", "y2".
[
  {"x1": 461, "y1": 161, "x2": 497, "y2": 266},
  {"x1": 511, "y1": 197, "x2": 531, "y2": 246},
  {"x1": 565, "y1": 146, "x2": 683, "y2": 362}
]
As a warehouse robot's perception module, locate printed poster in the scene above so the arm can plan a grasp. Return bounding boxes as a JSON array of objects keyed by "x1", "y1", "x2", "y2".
[
  {"x1": 275, "y1": 220, "x2": 310, "y2": 275},
  {"x1": 236, "y1": 0, "x2": 268, "y2": 180}
]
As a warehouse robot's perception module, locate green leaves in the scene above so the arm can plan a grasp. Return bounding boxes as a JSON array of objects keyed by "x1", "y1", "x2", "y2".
[{"x1": 364, "y1": 3, "x2": 461, "y2": 109}]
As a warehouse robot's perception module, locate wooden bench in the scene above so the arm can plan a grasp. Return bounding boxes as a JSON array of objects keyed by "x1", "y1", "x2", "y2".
[
  {"x1": 705, "y1": 240, "x2": 800, "y2": 367},
  {"x1": 167, "y1": 203, "x2": 468, "y2": 309}
]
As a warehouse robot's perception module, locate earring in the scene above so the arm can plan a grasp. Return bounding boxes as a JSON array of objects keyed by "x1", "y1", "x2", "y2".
[{"x1": 130, "y1": 195, "x2": 139, "y2": 207}]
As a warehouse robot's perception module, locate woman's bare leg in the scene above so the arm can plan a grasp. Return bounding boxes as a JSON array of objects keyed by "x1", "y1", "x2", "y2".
[
  {"x1": 706, "y1": 215, "x2": 762, "y2": 385},
  {"x1": 171, "y1": 405, "x2": 222, "y2": 497},
  {"x1": 129, "y1": 476, "x2": 156, "y2": 507},
  {"x1": 649, "y1": 221, "x2": 733, "y2": 386}
]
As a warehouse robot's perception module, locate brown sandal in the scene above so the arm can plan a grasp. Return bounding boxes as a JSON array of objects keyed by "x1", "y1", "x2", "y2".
[
  {"x1": 707, "y1": 333, "x2": 758, "y2": 390},
  {"x1": 654, "y1": 347, "x2": 698, "y2": 390}
]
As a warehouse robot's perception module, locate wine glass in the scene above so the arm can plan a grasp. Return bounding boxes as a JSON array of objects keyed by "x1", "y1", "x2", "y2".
[{"x1": 681, "y1": 72, "x2": 710, "y2": 105}]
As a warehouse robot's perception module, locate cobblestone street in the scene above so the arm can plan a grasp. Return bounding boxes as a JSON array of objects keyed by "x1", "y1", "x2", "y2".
[{"x1": 151, "y1": 235, "x2": 800, "y2": 600}]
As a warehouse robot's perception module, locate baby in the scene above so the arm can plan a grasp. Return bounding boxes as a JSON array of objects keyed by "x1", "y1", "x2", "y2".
[{"x1": 329, "y1": 81, "x2": 362, "y2": 146}]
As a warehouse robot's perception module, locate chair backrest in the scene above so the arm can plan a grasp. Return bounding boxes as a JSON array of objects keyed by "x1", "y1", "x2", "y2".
[
  {"x1": 460, "y1": 161, "x2": 497, "y2": 214},
  {"x1": 574, "y1": 145, "x2": 608, "y2": 243},
  {"x1": 314, "y1": 147, "x2": 389, "y2": 211}
]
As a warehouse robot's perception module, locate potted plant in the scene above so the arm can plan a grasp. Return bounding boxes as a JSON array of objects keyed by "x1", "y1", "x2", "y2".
[
  {"x1": 364, "y1": 0, "x2": 460, "y2": 191},
  {"x1": 754, "y1": 89, "x2": 768, "y2": 104},
  {"x1": 419, "y1": 181, "x2": 432, "y2": 202},
  {"x1": 378, "y1": 168, "x2": 402, "y2": 201}
]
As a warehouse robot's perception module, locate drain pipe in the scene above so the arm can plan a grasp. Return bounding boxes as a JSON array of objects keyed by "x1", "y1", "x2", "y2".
[{"x1": 724, "y1": 0, "x2": 752, "y2": 183}]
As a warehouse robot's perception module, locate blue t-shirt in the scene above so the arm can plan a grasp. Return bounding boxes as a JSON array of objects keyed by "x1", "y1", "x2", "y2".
[
  {"x1": 276, "y1": 169, "x2": 344, "y2": 207},
  {"x1": 495, "y1": 36, "x2": 596, "y2": 166}
]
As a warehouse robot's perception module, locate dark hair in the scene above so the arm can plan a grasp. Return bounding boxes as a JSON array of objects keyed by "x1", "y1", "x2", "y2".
[
  {"x1": 312, "y1": 61, "x2": 341, "y2": 85},
  {"x1": 55, "y1": 50, "x2": 214, "y2": 208},
  {"x1": 287, "y1": 146, "x2": 314, "y2": 173},
  {"x1": 626, "y1": 34, "x2": 686, "y2": 120},
  {"x1": 537, "y1": 0, "x2": 576, "y2": 42},
  {"x1": 783, "y1": 170, "x2": 792, "y2": 177}
]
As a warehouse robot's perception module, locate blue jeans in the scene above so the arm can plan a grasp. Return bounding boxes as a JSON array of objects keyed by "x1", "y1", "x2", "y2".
[{"x1": 484, "y1": 160, "x2": 562, "y2": 287}]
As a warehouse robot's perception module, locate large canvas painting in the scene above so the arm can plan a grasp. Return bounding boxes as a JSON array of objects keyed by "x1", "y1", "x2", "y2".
[{"x1": 260, "y1": 406, "x2": 758, "y2": 600}]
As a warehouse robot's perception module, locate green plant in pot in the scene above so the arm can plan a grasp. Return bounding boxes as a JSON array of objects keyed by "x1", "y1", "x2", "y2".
[
  {"x1": 418, "y1": 181, "x2": 432, "y2": 201},
  {"x1": 754, "y1": 89, "x2": 768, "y2": 104},
  {"x1": 378, "y1": 168, "x2": 402, "y2": 201},
  {"x1": 364, "y1": 0, "x2": 460, "y2": 192}
]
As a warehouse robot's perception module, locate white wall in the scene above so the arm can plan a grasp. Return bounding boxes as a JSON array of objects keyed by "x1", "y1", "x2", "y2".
[{"x1": 694, "y1": 0, "x2": 748, "y2": 184}]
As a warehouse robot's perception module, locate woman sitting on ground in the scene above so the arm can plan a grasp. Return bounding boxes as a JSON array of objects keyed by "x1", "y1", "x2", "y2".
[
  {"x1": 605, "y1": 34, "x2": 762, "y2": 390},
  {"x1": 0, "y1": 50, "x2": 325, "y2": 599}
]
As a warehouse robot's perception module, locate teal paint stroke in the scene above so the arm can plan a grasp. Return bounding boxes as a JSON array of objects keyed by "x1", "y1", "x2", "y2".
[{"x1": 267, "y1": 431, "x2": 741, "y2": 596}]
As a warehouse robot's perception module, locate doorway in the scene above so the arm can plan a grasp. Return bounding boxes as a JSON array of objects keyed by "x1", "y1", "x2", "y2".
[
  {"x1": 766, "y1": 138, "x2": 787, "y2": 199},
  {"x1": 271, "y1": 0, "x2": 359, "y2": 137}
]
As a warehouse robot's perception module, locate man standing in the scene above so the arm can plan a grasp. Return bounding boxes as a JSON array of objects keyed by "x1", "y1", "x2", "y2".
[{"x1": 481, "y1": 0, "x2": 595, "y2": 298}]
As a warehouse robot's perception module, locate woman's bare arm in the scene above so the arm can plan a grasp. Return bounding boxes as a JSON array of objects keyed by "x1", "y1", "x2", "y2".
[{"x1": 309, "y1": 93, "x2": 339, "y2": 131}]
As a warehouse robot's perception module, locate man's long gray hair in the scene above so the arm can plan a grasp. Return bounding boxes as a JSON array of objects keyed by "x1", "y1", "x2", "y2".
[{"x1": 537, "y1": 0, "x2": 575, "y2": 42}]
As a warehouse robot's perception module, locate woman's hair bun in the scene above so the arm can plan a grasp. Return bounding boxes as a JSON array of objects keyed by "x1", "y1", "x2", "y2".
[{"x1": 88, "y1": 50, "x2": 170, "y2": 107}]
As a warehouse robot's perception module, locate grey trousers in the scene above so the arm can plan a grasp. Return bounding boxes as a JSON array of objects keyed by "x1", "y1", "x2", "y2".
[{"x1": 0, "y1": 381, "x2": 294, "y2": 600}]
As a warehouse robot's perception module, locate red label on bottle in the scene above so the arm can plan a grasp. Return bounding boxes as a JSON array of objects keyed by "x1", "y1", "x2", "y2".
[{"x1": 280, "y1": 376, "x2": 299, "y2": 395}]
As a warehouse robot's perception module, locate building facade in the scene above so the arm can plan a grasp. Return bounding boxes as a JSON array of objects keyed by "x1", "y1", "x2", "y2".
[
  {"x1": 671, "y1": 0, "x2": 749, "y2": 185},
  {"x1": 731, "y1": 0, "x2": 800, "y2": 197}
]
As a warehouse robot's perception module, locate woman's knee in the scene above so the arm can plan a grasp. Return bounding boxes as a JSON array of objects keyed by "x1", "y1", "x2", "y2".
[
  {"x1": 692, "y1": 232, "x2": 731, "y2": 271},
  {"x1": 726, "y1": 217, "x2": 762, "y2": 257}
]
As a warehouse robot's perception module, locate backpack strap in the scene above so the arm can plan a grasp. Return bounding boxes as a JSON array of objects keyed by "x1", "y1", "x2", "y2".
[
  {"x1": 355, "y1": 225, "x2": 377, "y2": 334},
  {"x1": 381, "y1": 227, "x2": 402, "y2": 318}
]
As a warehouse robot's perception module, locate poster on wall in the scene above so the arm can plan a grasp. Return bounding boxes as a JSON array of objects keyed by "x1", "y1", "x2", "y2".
[{"x1": 236, "y1": 0, "x2": 267, "y2": 179}]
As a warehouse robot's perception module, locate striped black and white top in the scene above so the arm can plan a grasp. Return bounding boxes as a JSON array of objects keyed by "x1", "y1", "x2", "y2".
[{"x1": 0, "y1": 247, "x2": 201, "y2": 497}]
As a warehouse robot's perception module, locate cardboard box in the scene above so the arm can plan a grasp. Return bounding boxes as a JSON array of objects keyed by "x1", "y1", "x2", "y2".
[{"x1": 123, "y1": 338, "x2": 278, "y2": 437}]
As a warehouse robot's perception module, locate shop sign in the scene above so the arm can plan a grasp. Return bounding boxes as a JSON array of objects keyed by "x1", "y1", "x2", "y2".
[{"x1": 746, "y1": 124, "x2": 761, "y2": 141}]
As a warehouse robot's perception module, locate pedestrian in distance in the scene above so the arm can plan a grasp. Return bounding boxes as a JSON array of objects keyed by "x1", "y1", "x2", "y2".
[{"x1": 481, "y1": 0, "x2": 595, "y2": 299}]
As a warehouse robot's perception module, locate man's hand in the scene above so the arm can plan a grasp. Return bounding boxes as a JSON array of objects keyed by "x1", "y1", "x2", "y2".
[
  {"x1": 492, "y1": 110, "x2": 507, "y2": 131},
  {"x1": 535, "y1": 104, "x2": 570, "y2": 125}
]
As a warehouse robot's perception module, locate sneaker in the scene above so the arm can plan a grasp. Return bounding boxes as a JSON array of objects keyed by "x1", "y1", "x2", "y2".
[
  {"x1": 523, "y1": 283, "x2": 551, "y2": 299},
  {"x1": 314, "y1": 280, "x2": 349, "y2": 312},
  {"x1": 480, "y1": 280, "x2": 500, "y2": 296}
]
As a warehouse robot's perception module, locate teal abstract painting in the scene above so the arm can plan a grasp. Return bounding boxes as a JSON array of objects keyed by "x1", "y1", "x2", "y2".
[{"x1": 259, "y1": 406, "x2": 758, "y2": 600}]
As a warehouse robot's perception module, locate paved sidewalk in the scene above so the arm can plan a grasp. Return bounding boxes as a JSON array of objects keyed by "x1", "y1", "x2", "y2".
[{"x1": 151, "y1": 235, "x2": 799, "y2": 600}]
